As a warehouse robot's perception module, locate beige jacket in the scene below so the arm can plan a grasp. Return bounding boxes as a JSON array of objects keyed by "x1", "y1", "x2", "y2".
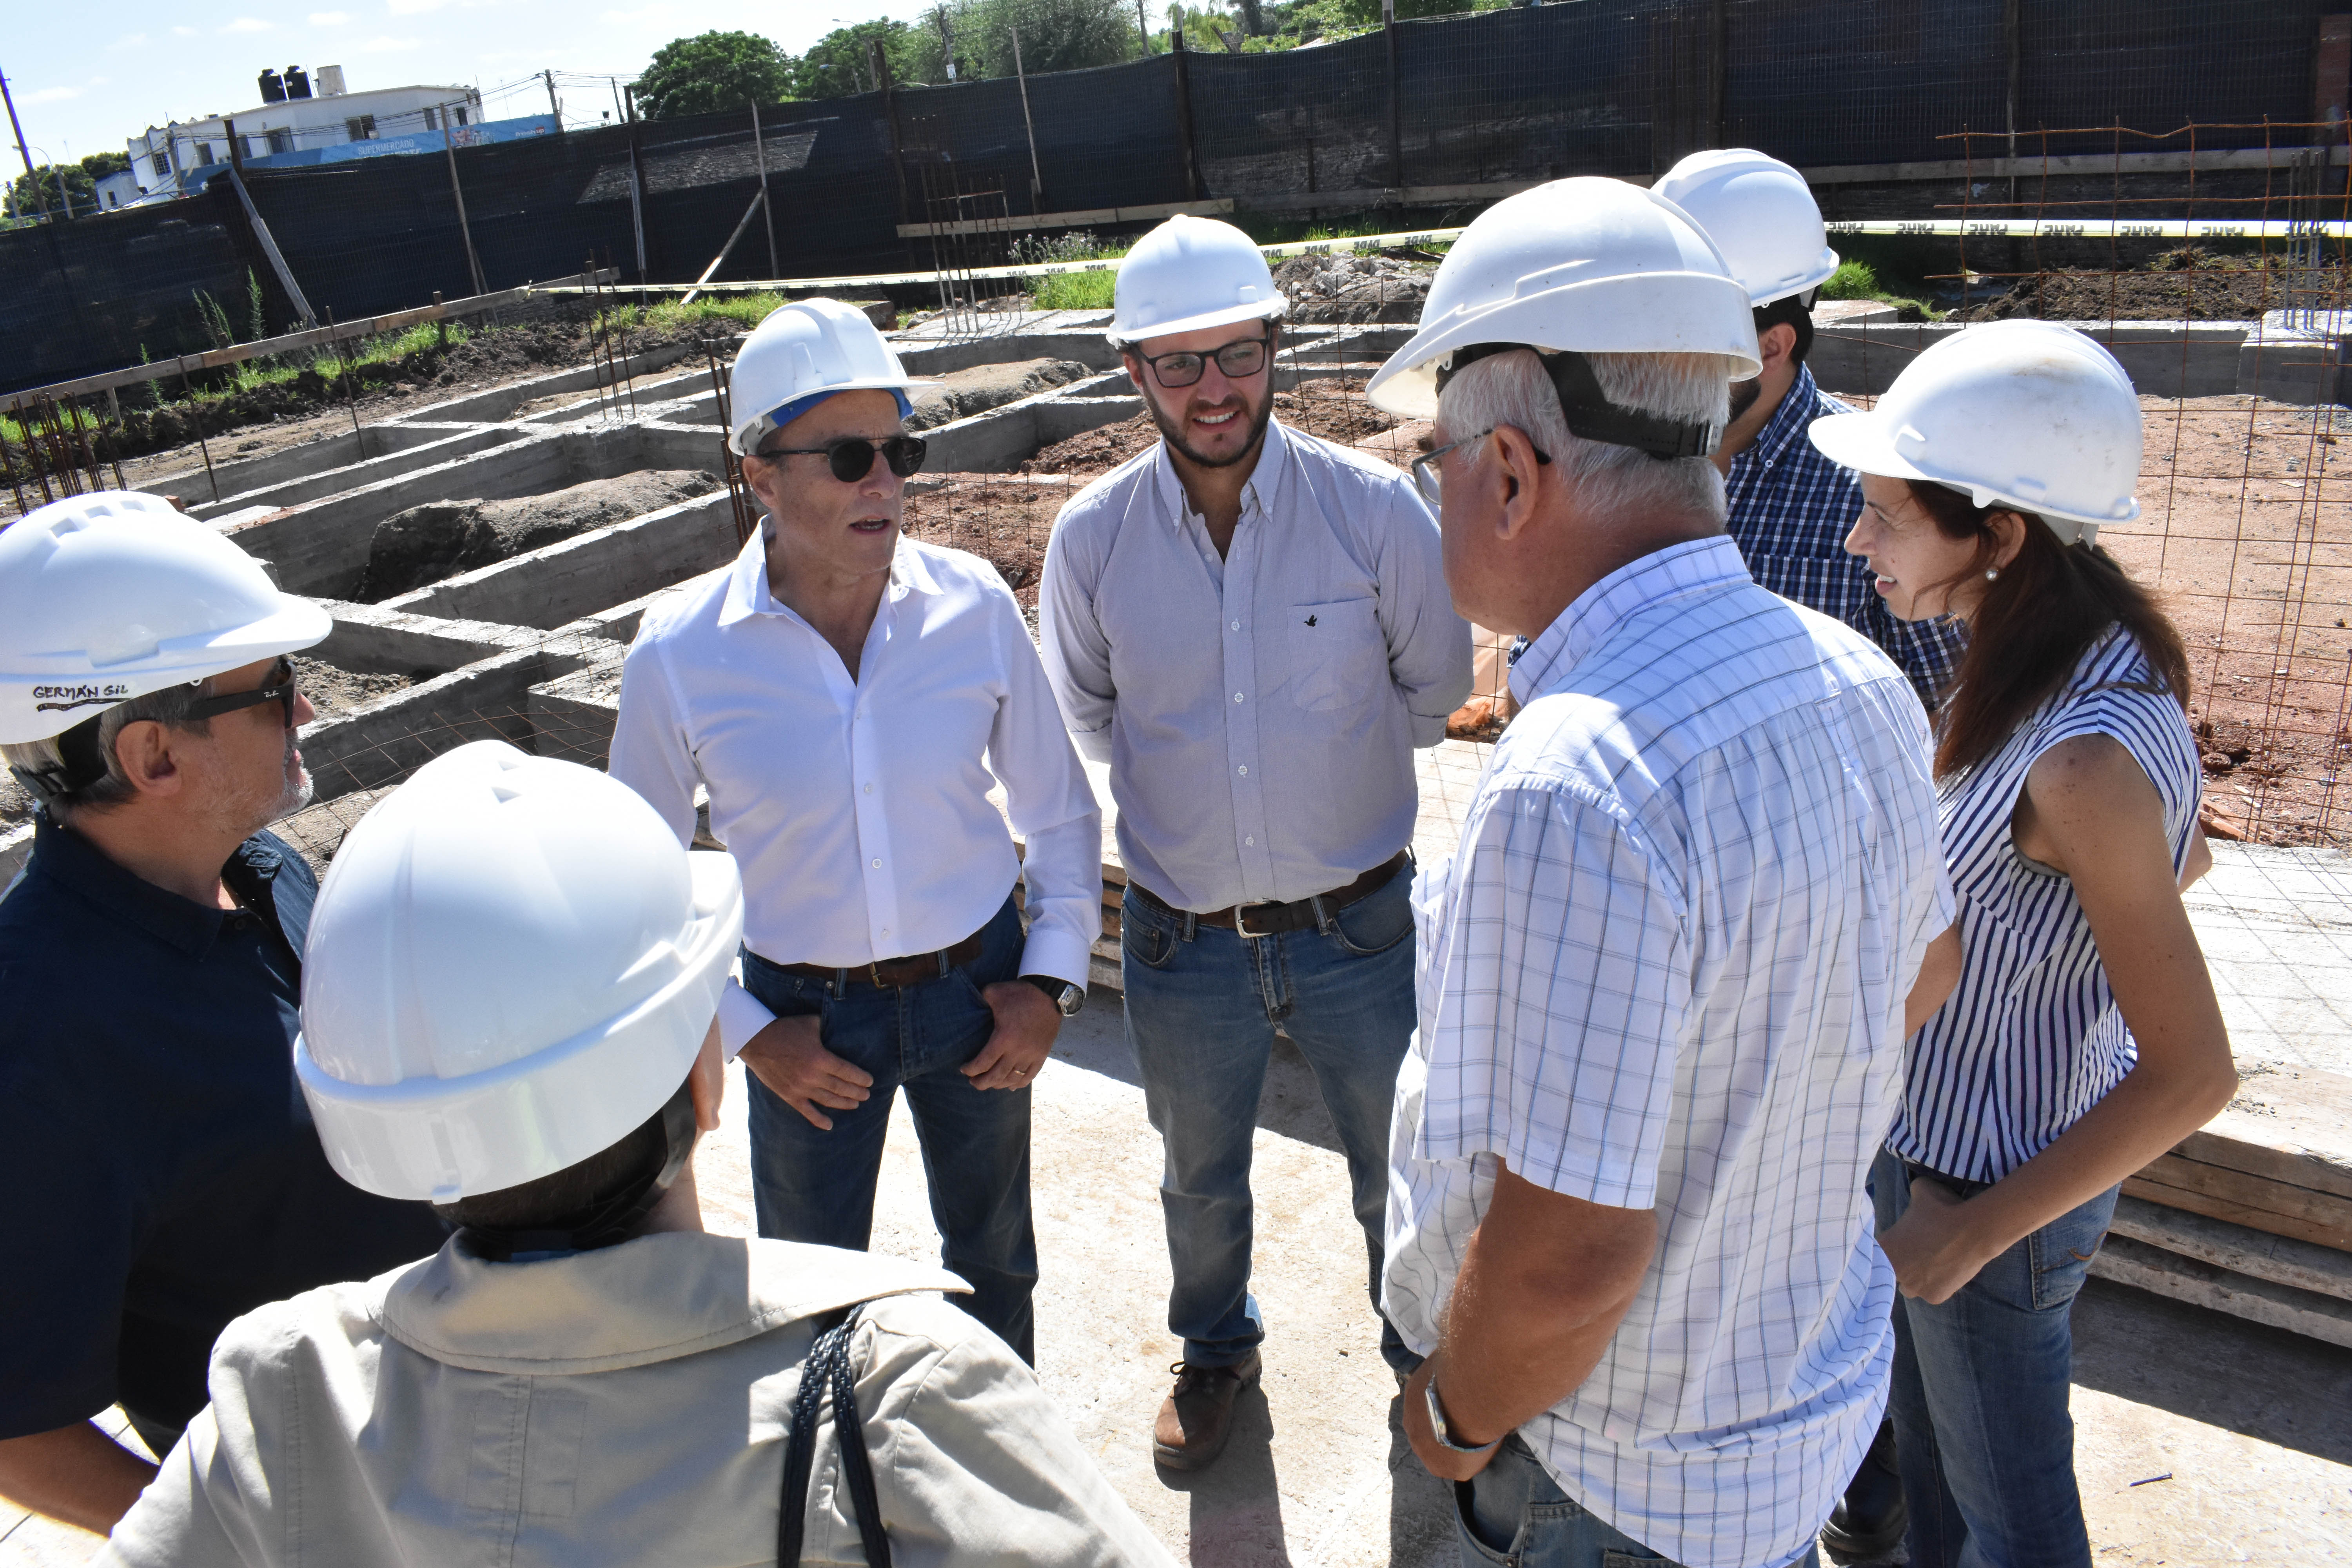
[{"x1": 98, "y1": 1232, "x2": 1173, "y2": 1567}]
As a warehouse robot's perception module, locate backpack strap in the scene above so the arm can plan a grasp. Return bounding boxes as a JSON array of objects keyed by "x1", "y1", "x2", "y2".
[{"x1": 776, "y1": 1305, "x2": 893, "y2": 1566}]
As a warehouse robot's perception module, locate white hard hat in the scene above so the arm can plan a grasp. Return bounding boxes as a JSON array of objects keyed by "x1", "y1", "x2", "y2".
[
  {"x1": 1651, "y1": 149, "x2": 1838, "y2": 307},
  {"x1": 0, "y1": 490, "x2": 331, "y2": 747},
  {"x1": 726, "y1": 297, "x2": 939, "y2": 457},
  {"x1": 1366, "y1": 176, "x2": 1761, "y2": 421},
  {"x1": 1807, "y1": 319, "x2": 2141, "y2": 546},
  {"x1": 295, "y1": 740, "x2": 745, "y2": 1204},
  {"x1": 1109, "y1": 213, "x2": 1285, "y2": 347}
]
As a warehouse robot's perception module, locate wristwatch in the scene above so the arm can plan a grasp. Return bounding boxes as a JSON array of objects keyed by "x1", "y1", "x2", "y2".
[
  {"x1": 1020, "y1": 975, "x2": 1085, "y2": 1017},
  {"x1": 1424, "y1": 1375, "x2": 1502, "y2": 1457}
]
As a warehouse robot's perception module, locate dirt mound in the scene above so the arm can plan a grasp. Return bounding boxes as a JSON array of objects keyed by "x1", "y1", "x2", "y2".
[
  {"x1": 909, "y1": 359, "x2": 1096, "y2": 430},
  {"x1": 357, "y1": 468, "x2": 719, "y2": 601},
  {"x1": 1274, "y1": 253, "x2": 1434, "y2": 323},
  {"x1": 291, "y1": 657, "x2": 415, "y2": 720},
  {"x1": 1022, "y1": 380, "x2": 1397, "y2": 478},
  {"x1": 1960, "y1": 254, "x2": 2341, "y2": 321}
]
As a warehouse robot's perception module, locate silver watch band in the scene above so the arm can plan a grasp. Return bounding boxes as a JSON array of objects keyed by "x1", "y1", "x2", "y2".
[{"x1": 1424, "y1": 1375, "x2": 1502, "y2": 1455}]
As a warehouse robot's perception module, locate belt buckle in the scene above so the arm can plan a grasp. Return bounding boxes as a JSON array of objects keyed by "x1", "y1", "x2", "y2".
[
  {"x1": 868, "y1": 960, "x2": 891, "y2": 988},
  {"x1": 1234, "y1": 901, "x2": 1284, "y2": 939}
]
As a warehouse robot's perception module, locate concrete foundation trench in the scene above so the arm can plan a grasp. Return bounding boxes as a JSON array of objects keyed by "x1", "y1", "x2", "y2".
[{"x1": 4, "y1": 306, "x2": 2350, "y2": 1566}]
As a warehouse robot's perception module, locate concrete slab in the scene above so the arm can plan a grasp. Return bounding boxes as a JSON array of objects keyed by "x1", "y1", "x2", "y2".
[
  {"x1": 185, "y1": 426, "x2": 531, "y2": 521},
  {"x1": 376, "y1": 491, "x2": 740, "y2": 630},
  {"x1": 1812, "y1": 319, "x2": 2251, "y2": 401},
  {"x1": 2184, "y1": 842, "x2": 2352, "y2": 1080}
]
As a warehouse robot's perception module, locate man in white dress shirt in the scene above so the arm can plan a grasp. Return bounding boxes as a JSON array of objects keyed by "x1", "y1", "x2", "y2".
[
  {"x1": 1040, "y1": 216, "x2": 1472, "y2": 1470},
  {"x1": 1371, "y1": 182, "x2": 1959, "y2": 1568},
  {"x1": 610, "y1": 300, "x2": 1101, "y2": 1364}
]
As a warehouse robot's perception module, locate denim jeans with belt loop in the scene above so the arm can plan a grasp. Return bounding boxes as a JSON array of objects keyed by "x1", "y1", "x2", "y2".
[
  {"x1": 739, "y1": 893, "x2": 1037, "y2": 1363},
  {"x1": 1118, "y1": 861, "x2": 1418, "y2": 1371},
  {"x1": 1871, "y1": 1146, "x2": 2120, "y2": 1568}
]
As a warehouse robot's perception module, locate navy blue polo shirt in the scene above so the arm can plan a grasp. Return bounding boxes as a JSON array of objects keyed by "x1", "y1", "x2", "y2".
[{"x1": 0, "y1": 813, "x2": 447, "y2": 1439}]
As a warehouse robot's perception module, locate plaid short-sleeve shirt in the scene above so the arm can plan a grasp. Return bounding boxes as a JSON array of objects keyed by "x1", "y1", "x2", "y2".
[
  {"x1": 1726, "y1": 361, "x2": 1966, "y2": 708},
  {"x1": 1385, "y1": 537, "x2": 1954, "y2": 1568}
]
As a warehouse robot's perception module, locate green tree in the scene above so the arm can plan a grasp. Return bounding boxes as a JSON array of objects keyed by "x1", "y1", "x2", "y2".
[
  {"x1": 7, "y1": 161, "x2": 97, "y2": 218},
  {"x1": 793, "y1": 20, "x2": 927, "y2": 96},
  {"x1": 962, "y1": 0, "x2": 1141, "y2": 76},
  {"x1": 632, "y1": 30, "x2": 796, "y2": 120}
]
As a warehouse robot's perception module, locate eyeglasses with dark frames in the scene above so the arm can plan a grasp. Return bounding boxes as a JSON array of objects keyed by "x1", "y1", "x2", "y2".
[
  {"x1": 182, "y1": 658, "x2": 300, "y2": 730},
  {"x1": 1132, "y1": 333, "x2": 1273, "y2": 390},
  {"x1": 752, "y1": 434, "x2": 929, "y2": 484},
  {"x1": 1410, "y1": 428, "x2": 1552, "y2": 505}
]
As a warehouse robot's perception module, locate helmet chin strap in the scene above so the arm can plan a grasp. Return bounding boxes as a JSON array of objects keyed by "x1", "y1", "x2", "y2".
[
  {"x1": 1437, "y1": 344, "x2": 1722, "y2": 460},
  {"x1": 446, "y1": 1085, "x2": 699, "y2": 1263}
]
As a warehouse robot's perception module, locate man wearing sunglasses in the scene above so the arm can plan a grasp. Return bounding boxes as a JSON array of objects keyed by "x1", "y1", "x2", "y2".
[
  {"x1": 609, "y1": 299, "x2": 1100, "y2": 1366},
  {"x1": 1038, "y1": 215, "x2": 1472, "y2": 1470},
  {"x1": 0, "y1": 494, "x2": 449, "y2": 1539}
]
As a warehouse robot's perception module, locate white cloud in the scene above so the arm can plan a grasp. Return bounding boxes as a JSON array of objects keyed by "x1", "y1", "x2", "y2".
[
  {"x1": 107, "y1": 31, "x2": 150, "y2": 49},
  {"x1": 24, "y1": 85, "x2": 79, "y2": 104},
  {"x1": 364, "y1": 34, "x2": 421, "y2": 50},
  {"x1": 385, "y1": 0, "x2": 448, "y2": 13},
  {"x1": 220, "y1": 16, "x2": 273, "y2": 32},
  {"x1": 310, "y1": 9, "x2": 352, "y2": 20},
  {"x1": 172, "y1": 25, "x2": 199, "y2": 35}
]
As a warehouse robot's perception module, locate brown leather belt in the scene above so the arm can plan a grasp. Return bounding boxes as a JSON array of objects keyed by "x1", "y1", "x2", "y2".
[
  {"x1": 1134, "y1": 849, "x2": 1409, "y2": 938},
  {"x1": 770, "y1": 929, "x2": 986, "y2": 991}
]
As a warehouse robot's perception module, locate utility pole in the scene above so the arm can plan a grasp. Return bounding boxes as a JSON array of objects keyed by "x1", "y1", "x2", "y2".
[
  {"x1": 0, "y1": 68, "x2": 53, "y2": 221},
  {"x1": 544, "y1": 69, "x2": 562, "y2": 128}
]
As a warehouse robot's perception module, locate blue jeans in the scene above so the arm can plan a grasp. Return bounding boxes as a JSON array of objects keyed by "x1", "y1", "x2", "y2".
[
  {"x1": 1454, "y1": 1433, "x2": 1820, "y2": 1568},
  {"x1": 740, "y1": 894, "x2": 1036, "y2": 1363},
  {"x1": 1871, "y1": 1148, "x2": 2119, "y2": 1568},
  {"x1": 1119, "y1": 863, "x2": 1417, "y2": 1369}
]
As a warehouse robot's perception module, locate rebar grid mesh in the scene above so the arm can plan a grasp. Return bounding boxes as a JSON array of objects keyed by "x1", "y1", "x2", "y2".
[{"x1": 1811, "y1": 120, "x2": 2352, "y2": 845}]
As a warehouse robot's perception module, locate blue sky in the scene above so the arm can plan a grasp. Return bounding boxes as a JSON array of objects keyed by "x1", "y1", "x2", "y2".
[{"x1": 4, "y1": 3, "x2": 933, "y2": 164}]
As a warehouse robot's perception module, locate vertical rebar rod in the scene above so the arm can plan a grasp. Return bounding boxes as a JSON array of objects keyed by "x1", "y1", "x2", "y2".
[
  {"x1": 178, "y1": 369, "x2": 221, "y2": 505},
  {"x1": 0, "y1": 405, "x2": 30, "y2": 517},
  {"x1": 328, "y1": 306, "x2": 361, "y2": 435},
  {"x1": 13, "y1": 399, "x2": 54, "y2": 507}
]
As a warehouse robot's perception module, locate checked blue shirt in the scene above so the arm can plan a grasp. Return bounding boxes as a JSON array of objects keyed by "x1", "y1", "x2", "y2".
[{"x1": 1726, "y1": 362, "x2": 1964, "y2": 707}]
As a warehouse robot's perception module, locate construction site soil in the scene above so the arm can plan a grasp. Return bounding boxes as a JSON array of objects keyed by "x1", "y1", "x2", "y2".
[
  {"x1": 1021, "y1": 378, "x2": 1401, "y2": 478},
  {"x1": 1840, "y1": 392, "x2": 2352, "y2": 844},
  {"x1": 1960, "y1": 256, "x2": 2345, "y2": 321},
  {"x1": 60, "y1": 311, "x2": 725, "y2": 483}
]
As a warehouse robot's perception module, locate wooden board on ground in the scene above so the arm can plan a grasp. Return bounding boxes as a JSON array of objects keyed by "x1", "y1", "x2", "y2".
[
  {"x1": 2107, "y1": 1192, "x2": 2352, "y2": 1302},
  {"x1": 2089, "y1": 1232, "x2": 2352, "y2": 1349},
  {"x1": 2126, "y1": 1064, "x2": 2352, "y2": 1255}
]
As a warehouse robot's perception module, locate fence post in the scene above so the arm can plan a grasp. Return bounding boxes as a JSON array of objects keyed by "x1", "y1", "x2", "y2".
[
  {"x1": 1011, "y1": 24, "x2": 1047, "y2": 214},
  {"x1": 873, "y1": 40, "x2": 911, "y2": 230},
  {"x1": 1384, "y1": 0, "x2": 1403, "y2": 194},
  {"x1": 225, "y1": 165, "x2": 318, "y2": 327},
  {"x1": 1707, "y1": 0, "x2": 1726, "y2": 149},
  {"x1": 1170, "y1": 29, "x2": 1204, "y2": 201},
  {"x1": 751, "y1": 103, "x2": 779, "y2": 279},
  {"x1": 441, "y1": 120, "x2": 490, "y2": 296}
]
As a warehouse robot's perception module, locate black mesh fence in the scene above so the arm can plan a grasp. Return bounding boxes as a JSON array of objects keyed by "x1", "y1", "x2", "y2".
[{"x1": 7, "y1": 0, "x2": 2350, "y2": 395}]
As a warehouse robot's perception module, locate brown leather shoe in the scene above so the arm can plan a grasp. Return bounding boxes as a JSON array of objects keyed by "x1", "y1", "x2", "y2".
[{"x1": 1151, "y1": 1349, "x2": 1263, "y2": 1471}]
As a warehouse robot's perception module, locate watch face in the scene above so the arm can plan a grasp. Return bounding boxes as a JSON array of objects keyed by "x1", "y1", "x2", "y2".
[{"x1": 1056, "y1": 984, "x2": 1084, "y2": 1016}]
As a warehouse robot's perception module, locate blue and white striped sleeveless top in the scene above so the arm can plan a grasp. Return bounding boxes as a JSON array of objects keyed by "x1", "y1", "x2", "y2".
[{"x1": 1888, "y1": 626, "x2": 2202, "y2": 1183}]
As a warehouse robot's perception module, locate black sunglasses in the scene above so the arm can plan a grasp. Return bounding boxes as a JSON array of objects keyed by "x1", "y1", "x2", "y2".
[
  {"x1": 183, "y1": 658, "x2": 299, "y2": 730},
  {"x1": 754, "y1": 434, "x2": 928, "y2": 484},
  {"x1": 1132, "y1": 333, "x2": 1272, "y2": 389}
]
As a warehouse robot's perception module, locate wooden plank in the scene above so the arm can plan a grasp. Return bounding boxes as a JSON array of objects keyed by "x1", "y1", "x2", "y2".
[
  {"x1": 2108, "y1": 1193, "x2": 2352, "y2": 1302},
  {"x1": 2183, "y1": 1064, "x2": 2352, "y2": 1203},
  {"x1": 2122, "y1": 1171, "x2": 2352, "y2": 1253},
  {"x1": 2089, "y1": 1233, "x2": 2352, "y2": 1349},
  {"x1": 895, "y1": 197, "x2": 1234, "y2": 240},
  {"x1": 12, "y1": 270, "x2": 614, "y2": 405},
  {"x1": 2136, "y1": 1150, "x2": 2352, "y2": 1226}
]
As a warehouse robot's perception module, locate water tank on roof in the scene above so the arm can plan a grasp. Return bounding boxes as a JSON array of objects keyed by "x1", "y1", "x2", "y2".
[
  {"x1": 318, "y1": 65, "x2": 346, "y2": 97},
  {"x1": 258, "y1": 68, "x2": 286, "y2": 103},
  {"x1": 285, "y1": 66, "x2": 311, "y2": 99}
]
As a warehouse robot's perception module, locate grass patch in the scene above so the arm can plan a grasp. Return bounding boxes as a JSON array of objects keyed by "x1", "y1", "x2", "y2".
[
  {"x1": 1820, "y1": 257, "x2": 1942, "y2": 320},
  {"x1": 1029, "y1": 268, "x2": 1118, "y2": 310}
]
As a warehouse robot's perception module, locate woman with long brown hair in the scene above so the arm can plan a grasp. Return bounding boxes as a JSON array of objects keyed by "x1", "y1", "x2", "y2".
[{"x1": 1809, "y1": 319, "x2": 2237, "y2": 1568}]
